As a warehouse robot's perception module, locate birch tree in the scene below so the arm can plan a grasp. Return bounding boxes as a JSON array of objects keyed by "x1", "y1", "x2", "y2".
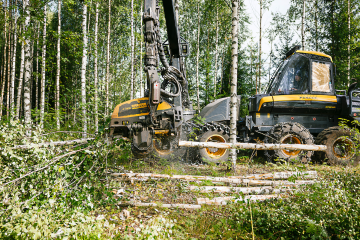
[
  {"x1": 105, "y1": 0, "x2": 111, "y2": 115},
  {"x1": 10, "y1": 0, "x2": 18, "y2": 120},
  {"x1": 35, "y1": 24, "x2": 39, "y2": 110},
  {"x1": 16, "y1": 33, "x2": 25, "y2": 120},
  {"x1": 0, "y1": 1, "x2": 8, "y2": 118},
  {"x1": 301, "y1": 0, "x2": 306, "y2": 50},
  {"x1": 130, "y1": 0, "x2": 134, "y2": 99},
  {"x1": 40, "y1": 4, "x2": 47, "y2": 129},
  {"x1": 214, "y1": 1, "x2": 219, "y2": 98},
  {"x1": 196, "y1": 2, "x2": 200, "y2": 113},
  {"x1": 81, "y1": 3, "x2": 88, "y2": 137},
  {"x1": 229, "y1": 0, "x2": 239, "y2": 172},
  {"x1": 23, "y1": 0, "x2": 31, "y2": 128},
  {"x1": 6, "y1": 6, "x2": 12, "y2": 118},
  {"x1": 56, "y1": 0, "x2": 61, "y2": 129},
  {"x1": 94, "y1": 2, "x2": 99, "y2": 133},
  {"x1": 140, "y1": 4, "x2": 143, "y2": 98}
]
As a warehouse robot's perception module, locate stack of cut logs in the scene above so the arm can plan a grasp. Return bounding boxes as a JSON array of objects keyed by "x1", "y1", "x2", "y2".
[{"x1": 110, "y1": 171, "x2": 318, "y2": 209}]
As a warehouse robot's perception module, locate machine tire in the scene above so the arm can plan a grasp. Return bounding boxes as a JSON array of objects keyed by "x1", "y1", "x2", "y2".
[
  {"x1": 198, "y1": 130, "x2": 230, "y2": 163},
  {"x1": 314, "y1": 126, "x2": 360, "y2": 166},
  {"x1": 264, "y1": 122, "x2": 314, "y2": 163}
]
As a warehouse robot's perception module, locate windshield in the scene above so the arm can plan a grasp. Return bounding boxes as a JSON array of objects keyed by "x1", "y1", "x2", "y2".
[
  {"x1": 268, "y1": 54, "x2": 310, "y2": 95},
  {"x1": 312, "y1": 61, "x2": 332, "y2": 92},
  {"x1": 266, "y1": 59, "x2": 289, "y2": 93}
]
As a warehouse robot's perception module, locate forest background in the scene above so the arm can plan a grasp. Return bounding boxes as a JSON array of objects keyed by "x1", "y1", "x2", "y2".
[
  {"x1": 0, "y1": 0, "x2": 359, "y2": 132},
  {"x1": 0, "y1": 0, "x2": 360, "y2": 239}
]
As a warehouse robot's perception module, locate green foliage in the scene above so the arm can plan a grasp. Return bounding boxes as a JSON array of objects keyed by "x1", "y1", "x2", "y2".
[{"x1": 0, "y1": 122, "x2": 119, "y2": 239}]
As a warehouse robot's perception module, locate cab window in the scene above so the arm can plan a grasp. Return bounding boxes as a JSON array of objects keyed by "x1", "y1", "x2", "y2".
[
  {"x1": 312, "y1": 62, "x2": 332, "y2": 92},
  {"x1": 272, "y1": 55, "x2": 310, "y2": 94}
]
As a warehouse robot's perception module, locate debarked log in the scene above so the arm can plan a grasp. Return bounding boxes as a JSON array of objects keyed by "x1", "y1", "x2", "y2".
[
  {"x1": 179, "y1": 141, "x2": 327, "y2": 152},
  {"x1": 197, "y1": 195, "x2": 282, "y2": 205}
]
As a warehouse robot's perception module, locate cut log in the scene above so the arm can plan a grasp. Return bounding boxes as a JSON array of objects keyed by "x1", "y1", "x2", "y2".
[
  {"x1": 118, "y1": 202, "x2": 201, "y2": 209},
  {"x1": 187, "y1": 186, "x2": 292, "y2": 194},
  {"x1": 197, "y1": 195, "x2": 281, "y2": 205},
  {"x1": 179, "y1": 141, "x2": 327, "y2": 152},
  {"x1": 11, "y1": 138, "x2": 94, "y2": 150}
]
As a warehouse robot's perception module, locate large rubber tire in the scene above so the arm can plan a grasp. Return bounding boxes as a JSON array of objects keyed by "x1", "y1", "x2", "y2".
[
  {"x1": 314, "y1": 126, "x2": 360, "y2": 166},
  {"x1": 264, "y1": 122, "x2": 314, "y2": 163},
  {"x1": 198, "y1": 130, "x2": 230, "y2": 163}
]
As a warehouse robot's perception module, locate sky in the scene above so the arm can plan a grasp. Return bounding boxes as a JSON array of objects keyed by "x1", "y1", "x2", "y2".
[{"x1": 243, "y1": 0, "x2": 294, "y2": 85}]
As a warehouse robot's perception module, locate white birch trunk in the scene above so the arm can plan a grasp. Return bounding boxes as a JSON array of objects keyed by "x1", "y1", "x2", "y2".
[
  {"x1": 10, "y1": 1, "x2": 17, "y2": 120},
  {"x1": 140, "y1": 4, "x2": 143, "y2": 98},
  {"x1": 258, "y1": 0, "x2": 262, "y2": 93},
  {"x1": 94, "y1": 2, "x2": 99, "y2": 133},
  {"x1": 105, "y1": 0, "x2": 111, "y2": 115},
  {"x1": 0, "y1": 1, "x2": 7, "y2": 118},
  {"x1": 40, "y1": 4, "x2": 47, "y2": 129},
  {"x1": 196, "y1": 2, "x2": 200, "y2": 113},
  {"x1": 229, "y1": 0, "x2": 239, "y2": 171},
  {"x1": 6, "y1": 10, "x2": 12, "y2": 119},
  {"x1": 301, "y1": 0, "x2": 305, "y2": 50},
  {"x1": 214, "y1": 4, "x2": 218, "y2": 98},
  {"x1": 81, "y1": 4, "x2": 88, "y2": 138},
  {"x1": 35, "y1": 25, "x2": 39, "y2": 110},
  {"x1": 56, "y1": 0, "x2": 61, "y2": 130},
  {"x1": 347, "y1": 0, "x2": 351, "y2": 85},
  {"x1": 16, "y1": 31, "x2": 25, "y2": 120},
  {"x1": 23, "y1": 0, "x2": 31, "y2": 129},
  {"x1": 130, "y1": 0, "x2": 134, "y2": 99},
  {"x1": 315, "y1": 0, "x2": 318, "y2": 51}
]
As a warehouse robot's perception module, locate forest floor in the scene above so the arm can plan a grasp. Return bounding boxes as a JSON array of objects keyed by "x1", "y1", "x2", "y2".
[{"x1": 99, "y1": 147, "x2": 360, "y2": 239}]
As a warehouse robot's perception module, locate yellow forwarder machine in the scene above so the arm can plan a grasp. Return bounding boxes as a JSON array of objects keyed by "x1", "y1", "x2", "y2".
[{"x1": 109, "y1": 0, "x2": 360, "y2": 165}]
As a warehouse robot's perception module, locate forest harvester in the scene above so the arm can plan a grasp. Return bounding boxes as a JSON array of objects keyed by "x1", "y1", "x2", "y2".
[{"x1": 109, "y1": 0, "x2": 360, "y2": 165}]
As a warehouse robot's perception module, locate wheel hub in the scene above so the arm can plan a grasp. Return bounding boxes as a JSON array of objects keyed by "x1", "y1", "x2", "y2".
[
  {"x1": 205, "y1": 135, "x2": 227, "y2": 158},
  {"x1": 280, "y1": 134, "x2": 302, "y2": 157},
  {"x1": 332, "y1": 137, "x2": 355, "y2": 160}
]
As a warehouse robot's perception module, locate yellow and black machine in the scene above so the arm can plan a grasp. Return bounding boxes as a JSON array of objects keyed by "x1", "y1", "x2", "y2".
[{"x1": 110, "y1": 1, "x2": 360, "y2": 165}]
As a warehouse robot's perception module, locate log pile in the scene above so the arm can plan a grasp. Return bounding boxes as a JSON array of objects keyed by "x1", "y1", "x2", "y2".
[{"x1": 112, "y1": 171, "x2": 318, "y2": 209}]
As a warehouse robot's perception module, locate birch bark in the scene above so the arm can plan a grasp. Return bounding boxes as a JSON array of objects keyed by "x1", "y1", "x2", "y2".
[
  {"x1": 130, "y1": 0, "x2": 134, "y2": 99},
  {"x1": 214, "y1": 4, "x2": 218, "y2": 98},
  {"x1": 140, "y1": 4, "x2": 143, "y2": 98},
  {"x1": 40, "y1": 4, "x2": 47, "y2": 129},
  {"x1": 94, "y1": 2, "x2": 99, "y2": 133},
  {"x1": 347, "y1": 0, "x2": 351, "y2": 85},
  {"x1": 196, "y1": 2, "x2": 200, "y2": 113},
  {"x1": 16, "y1": 30, "x2": 24, "y2": 120},
  {"x1": 56, "y1": 0, "x2": 61, "y2": 129},
  {"x1": 10, "y1": 0, "x2": 18, "y2": 120},
  {"x1": 23, "y1": 0, "x2": 32, "y2": 129},
  {"x1": 0, "y1": 1, "x2": 7, "y2": 119},
  {"x1": 229, "y1": 0, "x2": 239, "y2": 172},
  {"x1": 6, "y1": 7, "x2": 12, "y2": 118},
  {"x1": 105, "y1": 0, "x2": 111, "y2": 115},
  {"x1": 35, "y1": 24, "x2": 39, "y2": 110},
  {"x1": 258, "y1": 0, "x2": 262, "y2": 93},
  {"x1": 301, "y1": 0, "x2": 305, "y2": 50},
  {"x1": 81, "y1": 3, "x2": 88, "y2": 138}
]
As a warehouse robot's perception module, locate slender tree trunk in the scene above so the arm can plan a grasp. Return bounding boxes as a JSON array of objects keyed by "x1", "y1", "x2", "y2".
[
  {"x1": 81, "y1": 3, "x2": 88, "y2": 138},
  {"x1": 56, "y1": 0, "x2": 61, "y2": 129},
  {"x1": 214, "y1": 3, "x2": 218, "y2": 98},
  {"x1": 347, "y1": 0, "x2": 351, "y2": 85},
  {"x1": 35, "y1": 24, "x2": 39, "y2": 110},
  {"x1": 16, "y1": 31, "x2": 25, "y2": 120},
  {"x1": 94, "y1": 2, "x2": 99, "y2": 133},
  {"x1": 230, "y1": 0, "x2": 239, "y2": 172},
  {"x1": 10, "y1": 0, "x2": 18, "y2": 120},
  {"x1": 196, "y1": 2, "x2": 200, "y2": 113},
  {"x1": 40, "y1": 4, "x2": 47, "y2": 129},
  {"x1": 23, "y1": 0, "x2": 32, "y2": 129},
  {"x1": 140, "y1": 4, "x2": 143, "y2": 98},
  {"x1": 315, "y1": 0, "x2": 318, "y2": 51},
  {"x1": 301, "y1": 0, "x2": 305, "y2": 50},
  {"x1": 130, "y1": 0, "x2": 134, "y2": 99},
  {"x1": 258, "y1": 0, "x2": 262, "y2": 94},
  {"x1": 0, "y1": 1, "x2": 8, "y2": 119},
  {"x1": 6, "y1": 6, "x2": 12, "y2": 119},
  {"x1": 105, "y1": 0, "x2": 111, "y2": 115}
]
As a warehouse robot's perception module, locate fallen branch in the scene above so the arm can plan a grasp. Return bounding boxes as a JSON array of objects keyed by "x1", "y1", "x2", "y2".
[
  {"x1": 1, "y1": 146, "x2": 91, "y2": 187},
  {"x1": 179, "y1": 141, "x2": 327, "y2": 152},
  {"x1": 197, "y1": 195, "x2": 282, "y2": 205},
  {"x1": 11, "y1": 138, "x2": 94, "y2": 150}
]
